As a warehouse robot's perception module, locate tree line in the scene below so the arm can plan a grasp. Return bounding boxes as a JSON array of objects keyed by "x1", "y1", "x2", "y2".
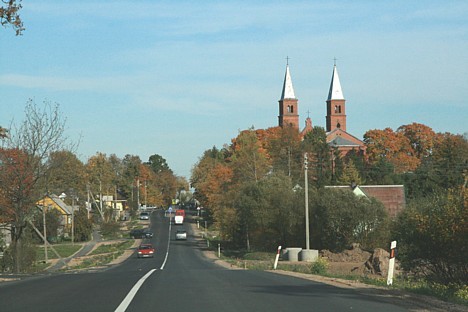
[
  {"x1": 191, "y1": 123, "x2": 467, "y2": 284},
  {"x1": 0, "y1": 100, "x2": 186, "y2": 272}
]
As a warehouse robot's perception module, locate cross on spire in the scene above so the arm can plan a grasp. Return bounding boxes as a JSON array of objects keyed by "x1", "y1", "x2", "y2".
[
  {"x1": 286, "y1": 56, "x2": 290, "y2": 65},
  {"x1": 307, "y1": 110, "x2": 310, "y2": 118},
  {"x1": 333, "y1": 57, "x2": 337, "y2": 66}
]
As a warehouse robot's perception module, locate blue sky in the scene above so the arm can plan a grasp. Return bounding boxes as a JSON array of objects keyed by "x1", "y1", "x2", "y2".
[{"x1": 1, "y1": 1, "x2": 467, "y2": 178}]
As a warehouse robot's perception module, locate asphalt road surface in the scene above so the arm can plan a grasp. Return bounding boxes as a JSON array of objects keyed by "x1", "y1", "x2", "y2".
[{"x1": 0, "y1": 211, "x2": 410, "y2": 312}]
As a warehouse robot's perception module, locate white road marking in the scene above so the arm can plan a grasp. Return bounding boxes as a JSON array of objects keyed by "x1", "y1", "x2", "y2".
[
  {"x1": 114, "y1": 268, "x2": 157, "y2": 312},
  {"x1": 160, "y1": 216, "x2": 172, "y2": 270}
]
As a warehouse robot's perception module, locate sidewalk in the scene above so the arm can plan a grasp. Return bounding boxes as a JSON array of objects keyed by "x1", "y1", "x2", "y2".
[{"x1": 46, "y1": 228, "x2": 102, "y2": 272}]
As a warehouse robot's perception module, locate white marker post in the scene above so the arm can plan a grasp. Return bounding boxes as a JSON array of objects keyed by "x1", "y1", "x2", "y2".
[
  {"x1": 273, "y1": 246, "x2": 282, "y2": 270},
  {"x1": 387, "y1": 240, "x2": 397, "y2": 286}
]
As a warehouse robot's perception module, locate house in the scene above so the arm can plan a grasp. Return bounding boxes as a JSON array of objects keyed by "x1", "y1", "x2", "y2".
[
  {"x1": 36, "y1": 194, "x2": 78, "y2": 235},
  {"x1": 325, "y1": 185, "x2": 406, "y2": 218}
]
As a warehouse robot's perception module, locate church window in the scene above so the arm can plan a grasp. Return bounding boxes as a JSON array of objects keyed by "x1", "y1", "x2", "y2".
[
  {"x1": 338, "y1": 105, "x2": 341, "y2": 113},
  {"x1": 337, "y1": 122, "x2": 341, "y2": 128}
]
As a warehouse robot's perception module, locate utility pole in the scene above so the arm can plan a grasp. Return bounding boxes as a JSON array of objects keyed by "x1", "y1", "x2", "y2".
[
  {"x1": 42, "y1": 204, "x2": 48, "y2": 262},
  {"x1": 304, "y1": 153, "x2": 310, "y2": 250},
  {"x1": 136, "y1": 178, "x2": 140, "y2": 209},
  {"x1": 71, "y1": 195, "x2": 75, "y2": 245}
]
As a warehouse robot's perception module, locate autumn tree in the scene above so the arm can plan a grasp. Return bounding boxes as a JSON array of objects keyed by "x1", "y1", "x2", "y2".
[
  {"x1": 0, "y1": 100, "x2": 74, "y2": 272},
  {"x1": 44, "y1": 150, "x2": 86, "y2": 198},
  {"x1": 191, "y1": 147, "x2": 227, "y2": 217},
  {"x1": 364, "y1": 128, "x2": 419, "y2": 173},
  {"x1": 397, "y1": 123, "x2": 436, "y2": 160},
  {"x1": 265, "y1": 126, "x2": 302, "y2": 180},
  {"x1": 230, "y1": 128, "x2": 270, "y2": 184},
  {"x1": 0, "y1": 0, "x2": 24, "y2": 35}
]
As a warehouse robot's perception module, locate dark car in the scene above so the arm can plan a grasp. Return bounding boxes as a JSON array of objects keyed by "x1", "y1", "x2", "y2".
[
  {"x1": 130, "y1": 228, "x2": 153, "y2": 239},
  {"x1": 142, "y1": 229, "x2": 153, "y2": 238}
]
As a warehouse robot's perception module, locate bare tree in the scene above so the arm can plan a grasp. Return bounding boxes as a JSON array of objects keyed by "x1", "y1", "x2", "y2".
[
  {"x1": 0, "y1": 99, "x2": 75, "y2": 272},
  {"x1": 1, "y1": 0, "x2": 24, "y2": 35}
]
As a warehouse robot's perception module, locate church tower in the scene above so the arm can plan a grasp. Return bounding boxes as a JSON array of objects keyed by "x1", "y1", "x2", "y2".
[
  {"x1": 278, "y1": 63, "x2": 299, "y2": 129},
  {"x1": 326, "y1": 63, "x2": 346, "y2": 132}
]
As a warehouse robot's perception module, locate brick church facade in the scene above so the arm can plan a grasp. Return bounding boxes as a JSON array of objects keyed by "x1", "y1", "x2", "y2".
[
  {"x1": 278, "y1": 62, "x2": 366, "y2": 157},
  {"x1": 277, "y1": 63, "x2": 405, "y2": 217}
]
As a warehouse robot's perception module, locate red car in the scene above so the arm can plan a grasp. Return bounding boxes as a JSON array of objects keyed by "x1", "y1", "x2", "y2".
[{"x1": 137, "y1": 244, "x2": 155, "y2": 258}]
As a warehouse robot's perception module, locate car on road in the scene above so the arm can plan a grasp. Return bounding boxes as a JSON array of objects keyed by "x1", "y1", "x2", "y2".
[
  {"x1": 139, "y1": 212, "x2": 150, "y2": 220},
  {"x1": 175, "y1": 229, "x2": 187, "y2": 240},
  {"x1": 137, "y1": 244, "x2": 155, "y2": 258},
  {"x1": 130, "y1": 228, "x2": 153, "y2": 239}
]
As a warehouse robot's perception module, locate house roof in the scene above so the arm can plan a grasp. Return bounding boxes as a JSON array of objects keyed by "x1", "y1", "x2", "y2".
[
  {"x1": 37, "y1": 194, "x2": 73, "y2": 215},
  {"x1": 326, "y1": 128, "x2": 365, "y2": 148},
  {"x1": 325, "y1": 185, "x2": 406, "y2": 218},
  {"x1": 328, "y1": 135, "x2": 361, "y2": 147}
]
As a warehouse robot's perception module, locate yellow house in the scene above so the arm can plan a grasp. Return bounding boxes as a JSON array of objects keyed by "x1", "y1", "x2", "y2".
[{"x1": 36, "y1": 194, "x2": 78, "y2": 234}]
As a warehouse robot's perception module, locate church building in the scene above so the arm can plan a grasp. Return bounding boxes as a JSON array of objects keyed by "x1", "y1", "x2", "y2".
[{"x1": 278, "y1": 62, "x2": 366, "y2": 157}]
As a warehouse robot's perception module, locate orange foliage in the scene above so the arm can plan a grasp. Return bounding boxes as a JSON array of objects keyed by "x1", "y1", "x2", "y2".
[{"x1": 364, "y1": 127, "x2": 420, "y2": 173}]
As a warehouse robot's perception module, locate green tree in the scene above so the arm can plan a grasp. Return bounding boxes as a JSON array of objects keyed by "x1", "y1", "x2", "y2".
[
  {"x1": 337, "y1": 159, "x2": 362, "y2": 185},
  {"x1": 145, "y1": 154, "x2": 170, "y2": 174},
  {"x1": 302, "y1": 126, "x2": 332, "y2": 187},
  {"x1": 393, "y1": 189, "x2": 467, "y2": 284},
  {"x1": 73, "y1": 208, "x2": 93, "y2": 242},
  {"x1": 33, "y1": 209, "x2": 61, "y2": 243},
  {"x1": 312, "y1": 188, "x2": 388, "y2": 252}
]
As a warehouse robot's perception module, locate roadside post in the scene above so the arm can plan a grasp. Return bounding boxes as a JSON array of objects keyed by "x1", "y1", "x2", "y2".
[
  {"x1": 387, "y1": 240, "x2": 397, "y2": 285},
  {"x1": 218, "y1": 244, "x2": 221, "y2": 258},
  {"x1": 274, "y1": 246, "x2": 282, "y2": 270}
]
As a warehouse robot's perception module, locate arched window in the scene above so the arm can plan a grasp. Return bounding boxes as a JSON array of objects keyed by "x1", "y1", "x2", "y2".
[
  {"x1": 338, "y1": 105, "x2": 341, "y2": 113},
  {"x1": 291, "y1": 105, "x2": 294, "y2": 113},
  {"x1": 337, "y1": 122, "x2": 341, "y2": 128}
]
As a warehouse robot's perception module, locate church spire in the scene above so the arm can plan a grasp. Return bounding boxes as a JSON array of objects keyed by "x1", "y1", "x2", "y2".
[
  {"x1": 326, "y1": 62, "x2": 347, "y2": 132},
  {"x1": 327, "y1": 64, "x2": 344, "y2": 100},
  {"x1": 278, "y1": 59, "x2": 299, "y2": 129},
  {"x1": 280, "y1": 63, "x2": 296, "y2": 100}
]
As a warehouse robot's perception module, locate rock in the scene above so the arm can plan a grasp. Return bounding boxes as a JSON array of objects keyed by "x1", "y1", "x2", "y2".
[{"x1": 365, "y1": 248, "x2": 390, "y2": 276}]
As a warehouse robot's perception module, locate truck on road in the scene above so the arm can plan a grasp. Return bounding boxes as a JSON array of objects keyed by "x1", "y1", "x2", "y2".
[{"x1": 174, "y1": 209, "x2": 185, "y2": 224}]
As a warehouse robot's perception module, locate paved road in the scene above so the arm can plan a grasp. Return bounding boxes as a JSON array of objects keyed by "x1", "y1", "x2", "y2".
[{"x1": 0, "y1": 211, "x2": 409, "y2": 312}]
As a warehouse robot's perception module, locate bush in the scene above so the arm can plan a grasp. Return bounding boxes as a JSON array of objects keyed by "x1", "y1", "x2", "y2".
[
  {"x1": 100, "y1": 222, "x2": 121, "y2": 239},
  {"x1": 393, "y1": 190, "x2": 467, "y2": 284},
  {"x1": 310, "y1": 257, "x2": 329, "y2": 275}
]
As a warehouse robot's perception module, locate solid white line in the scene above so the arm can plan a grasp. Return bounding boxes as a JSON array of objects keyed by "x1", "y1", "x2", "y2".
[
  {"x1": 160, "y1": 216, "x2": 172, "y2": 270},
  {"x1": 115, "y1": 268, "x2": 157, "y2": 312}
]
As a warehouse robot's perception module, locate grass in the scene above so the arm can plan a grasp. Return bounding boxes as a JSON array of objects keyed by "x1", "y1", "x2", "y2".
[
  {"x1": 65, "y1": 239, "x2": 134, "y2": 271},
  {"x1": 36, "y1": 244, "x2": 82, "y2": 261},
  {"x1": 69, "y1": 253, "x2": 122, "y2": 270},
  {"x1": 89, "y1": 240, "x2": 134, "y2": 255}
]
